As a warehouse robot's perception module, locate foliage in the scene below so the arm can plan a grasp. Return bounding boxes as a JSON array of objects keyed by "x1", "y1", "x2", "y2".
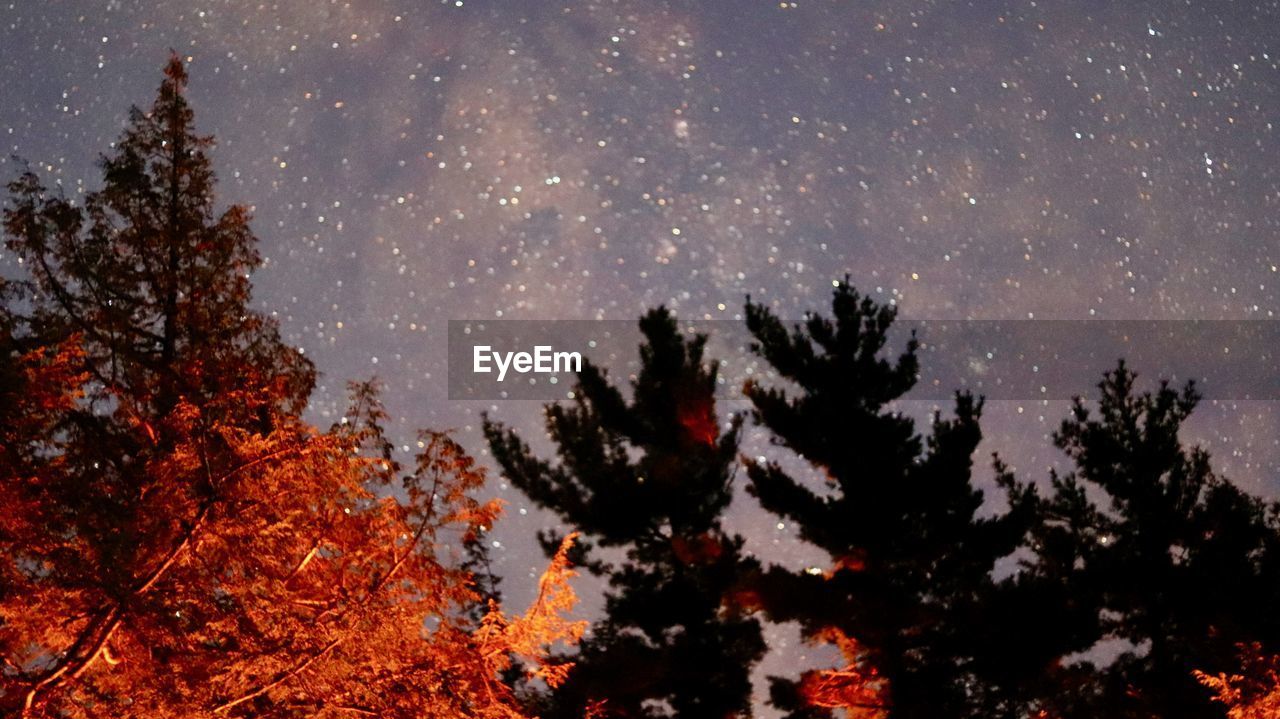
[
  {"x1": 484, "y1": 309, "x2": 766, "y2": 718},
  {"x1": 1025, "y1": 365, "x2": 1280, "y2": 718},
  {"x1": 793, "y1": 628, "x2": 888, "y2": 719},
  {"x1": 740, "y1": 280, "x2": 1033, "y2": 718},
  {"x1": 0, "y1": 56, "x2": 579, "y2": 719},
  {"x1": 1196, "y1": 644, "x2": 1280, "y2": 719}
]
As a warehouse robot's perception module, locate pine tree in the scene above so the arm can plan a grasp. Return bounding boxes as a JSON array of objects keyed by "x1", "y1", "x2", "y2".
[
  {"x1": 740, "y1": 281, "x2": 1032, "y2": 718},
  {"x1": 1, "y1": 55, "x2": 581, "y2": 718},
  {"x1": 484, "y1": 308, "x2": 766, "y2": 718},
  {"x1": 1026, "y1": 364, "x2": 1280, "y2": 718}
]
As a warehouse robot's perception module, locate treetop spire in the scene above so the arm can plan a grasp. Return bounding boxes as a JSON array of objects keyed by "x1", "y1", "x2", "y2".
[{"x1": 163, "y1": 50, "x2": 188, "y2": 92}]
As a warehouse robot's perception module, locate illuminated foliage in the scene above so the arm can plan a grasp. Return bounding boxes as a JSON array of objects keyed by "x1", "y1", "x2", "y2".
[
  {"x1": 795, "y1": 629, "x2": 888, "y2": 719},
  {"x1": 1, "y1": 56, "x2": 579, "y2": 719},
  {"x1": 1196, "y1": 644, "x2": 1280, "y2": 719}
]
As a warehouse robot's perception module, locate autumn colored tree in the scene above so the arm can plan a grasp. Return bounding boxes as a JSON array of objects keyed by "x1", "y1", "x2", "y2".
[
  {"x1": 1197, "y1": 644, "x2": 1280, "y2": 719},
  {"x1": 1, "y1": 56, "x2": 581, "y2": 718},
  {"x1": 483, "y1": 309, "x2": 766, "y2": 718},
  {"x1": 1024, "y1": 365, "x2": 1280, "y2": 718},
  {"x1": 740, "y1": 281, "x2": 1034, "y2": 719}
]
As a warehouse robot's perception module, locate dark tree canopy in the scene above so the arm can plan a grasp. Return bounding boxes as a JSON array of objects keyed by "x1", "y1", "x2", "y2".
[
  {"x1": 1023, "y1": 364, "x2": 1280, "y2": 718},
  {"x1": 485, "y1": 308, "x2": 766, "y2": 718},
  {"x1": 741, "y1": 281, "x2": 1037, "y2": 718},
  {"x1": 740, "y1": 282, "x2": 1280, "y2": 719}
]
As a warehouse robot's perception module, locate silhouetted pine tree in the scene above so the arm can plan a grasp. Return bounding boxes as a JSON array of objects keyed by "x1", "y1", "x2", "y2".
[
  {"x1": 484, "y1": 308, "x2": 766, "y2": 718},
  {"x1": 741, "y1": 281, "x2": 1033, "y2": 719},
  {"x1": 1025, "y1": 363, "x2": 1280, "y2": 718}
]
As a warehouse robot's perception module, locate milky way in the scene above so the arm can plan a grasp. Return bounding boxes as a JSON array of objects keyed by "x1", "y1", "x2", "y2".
[{"x1": 5, "y1": 1, "x2": 1280, "y2": 710}]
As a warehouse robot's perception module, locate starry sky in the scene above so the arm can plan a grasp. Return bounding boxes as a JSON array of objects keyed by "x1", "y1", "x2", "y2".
[{"x1": 5, "y1": 0, "x2": 1280, "y2": 709}]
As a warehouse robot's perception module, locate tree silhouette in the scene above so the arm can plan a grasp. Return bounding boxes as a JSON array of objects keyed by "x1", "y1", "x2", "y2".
[
  {"x1": 1025, "y1": 364, "x2": 1280, "y2": 718},
  {"x1": 740, "y1": 281, "x2": 1032, "y2": 718},
  {"x1": 484, "y1": 308, "x2": 766, "y2": 718},
  {"x1": 1, "y1": 56, "x2": 581, "y2": 719}
]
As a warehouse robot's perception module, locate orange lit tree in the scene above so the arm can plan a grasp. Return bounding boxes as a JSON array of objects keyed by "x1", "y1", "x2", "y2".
[
  {"x1": 1, "y1": 56, "x2": 581, "y2": 719},
  {"x1": 1197, "y1": 644, "x2": 1280, "y2": 719}
]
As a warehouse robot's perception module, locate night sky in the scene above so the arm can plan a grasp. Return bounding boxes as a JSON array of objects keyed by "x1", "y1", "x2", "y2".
[{"x1": 5, "y1": 0, "x2": 1280, "y2": 709}]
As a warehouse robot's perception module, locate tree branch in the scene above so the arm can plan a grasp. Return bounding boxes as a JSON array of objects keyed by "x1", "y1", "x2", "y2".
[
  {"x1": 212, "y1": 637, "x2": 342, "y2": 714},
  {"x1": 20, "y1": 442, "x2": 306, "y2": 716},
  {"x1": 213, "y1": 465, "x2": 443, "y2": 713}
]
